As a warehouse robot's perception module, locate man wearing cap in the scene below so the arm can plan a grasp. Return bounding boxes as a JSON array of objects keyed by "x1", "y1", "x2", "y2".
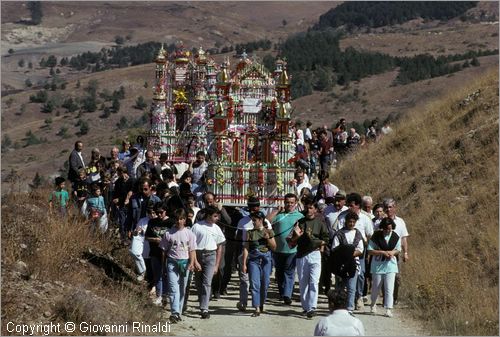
[
  {"x1": 314, "y1": 288, "x2": 365, "y2": 336},
  {"x1": 324, "y1": 190, "x2": 348, "y2": 236},
  {"x1": 235, "y1": 197, "x2": 272, "y2": 311}
]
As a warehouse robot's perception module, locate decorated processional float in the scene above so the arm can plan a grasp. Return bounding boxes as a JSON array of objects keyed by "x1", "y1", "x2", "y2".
[{"x1": 147, "y1": 42, "x2": 297, "y2": 206}]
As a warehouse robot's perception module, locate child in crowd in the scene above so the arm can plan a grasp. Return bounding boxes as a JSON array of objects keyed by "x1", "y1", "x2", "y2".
[
  {"x1": 73, "y1": 168, "x2": 89, "y2": 215},
  {"x1": 49, "y1": 176, "x2": 69, "y2": 216},
  {"x1": 85, "y1": 183, "x2": 108, "y2": 233}
]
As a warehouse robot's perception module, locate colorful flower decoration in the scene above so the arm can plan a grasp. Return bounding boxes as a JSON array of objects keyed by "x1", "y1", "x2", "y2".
[
  {"x1": 276, "y1": 167, "x2": 284, "y2": 193},
  {"x1": 271, "y1": 141, "x2": 279, "y2": 158},
  {"x1": 216, "y1": 167, "x2": 225, "y2": 186}
]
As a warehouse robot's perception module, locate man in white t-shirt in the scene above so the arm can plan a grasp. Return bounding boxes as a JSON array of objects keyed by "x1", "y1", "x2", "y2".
[
  {"x1": 191, "y1": 206, "x2": 226, "y2": 319},
  {"x1": 337, "y1": 193, "x2": 373, "y2": 311},
  {"x1": 292, "y1": 168, "x2": 312, "y2": 197},
  {"x1": 383, "y1": 198, "x2": 409, "y2": 305},
  {"x1": 314, "y1": 287, "x2": 365, "y2": 336}
]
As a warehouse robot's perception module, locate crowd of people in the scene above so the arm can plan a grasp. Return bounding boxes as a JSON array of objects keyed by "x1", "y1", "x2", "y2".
[
  {"x1": 290, "y1": 118, "x2": 393, "y2": 178},
  {"x1": 47, "y1": 121, "x2": 405, "y2": 334}
]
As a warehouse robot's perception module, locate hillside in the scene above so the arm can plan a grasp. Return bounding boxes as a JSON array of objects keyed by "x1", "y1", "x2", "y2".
[
  {"x1": 1, "y1": 1, "x2": 499, "y2": 190},
  {"x1": 332, "y1": 70, "x2": 499, "y2": 335}
]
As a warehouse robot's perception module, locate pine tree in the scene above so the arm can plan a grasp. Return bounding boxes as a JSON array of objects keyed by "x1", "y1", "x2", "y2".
[
  {"x1": 112, "y1": 97, "x2": 121, "y2": 113},
  {"x1": 135, "y1": 96, "x2": 147, "y2": 110},
  {"x1": 471, "y1": 57, "x2": 480, "y2": 66}
]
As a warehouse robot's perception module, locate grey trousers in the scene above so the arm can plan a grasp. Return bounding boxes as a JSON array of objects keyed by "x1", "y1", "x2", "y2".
[
  {"x1": 238, "y1": 253, "x2": 250, "y2": 306},
  {"x1": 195, "y1": 250, "x2": 216, "y2": 311}
]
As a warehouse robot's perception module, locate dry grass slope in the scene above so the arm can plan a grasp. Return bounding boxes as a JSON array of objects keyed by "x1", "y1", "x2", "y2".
[
  {"x1": 333, "y1": 70, "x2": 499, "y2": 335},
  {"x1": 1, "y1": 190, "x2": 163, "y2": 336}
]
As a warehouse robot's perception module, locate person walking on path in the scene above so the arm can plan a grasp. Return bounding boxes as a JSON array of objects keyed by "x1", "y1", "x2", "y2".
[
  {"x1": 337, "y1": 193, "x2": 373, "y2": 310},
  {"x1": 383, "y1": 198, "x2": 409, "y2": 305},
  {"x1": 160, "y1": 208, "x2": 200, "y2": 323},
  {"x1": 268, "y1": 193, "x2": 304, "y2": 305},
  {"x1": 241, "y1": 211, "x2": 276, "y2": 317},
  {"x1": 235, "y1": 197, "x2": 272, "y2": 312},
  {"x1": 191, "y1": 206, "x2": 226, "y2": 319},
  {"x1": 294, "y1": 200, "x2": 329, "y2": 318},
  {"x1": 367, "y1": 217, "x2": 400, "y2": 318},
  {"x1": 331, "y1": 211, "x2": 365, "y2": 313}
]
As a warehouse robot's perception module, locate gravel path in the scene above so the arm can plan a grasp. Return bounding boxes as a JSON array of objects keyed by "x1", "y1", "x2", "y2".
[{"x1": 168, "y1": 271, "x2": 428, "y2": 336}]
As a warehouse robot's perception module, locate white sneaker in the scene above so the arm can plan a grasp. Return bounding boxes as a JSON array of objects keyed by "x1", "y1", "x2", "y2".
[
  {"x1": 370, "y1": 305, "x2": 377, "y2": 314},
  {"x1": 385, "y1": 309, "x2": 393, "y2": 318},
  {"x1": 153, "y1": 296, "x2": 162, "y2": 306}
]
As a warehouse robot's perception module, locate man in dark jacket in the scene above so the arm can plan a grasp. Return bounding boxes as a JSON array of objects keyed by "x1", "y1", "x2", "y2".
[{"x1": 68, "y1": 140, "x2": 85, "y2": 188}]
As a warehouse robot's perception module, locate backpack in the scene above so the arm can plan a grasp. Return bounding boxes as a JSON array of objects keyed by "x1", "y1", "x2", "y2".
[{"x1": 329, "y1": 229, "x2": 363, "y2": 279}]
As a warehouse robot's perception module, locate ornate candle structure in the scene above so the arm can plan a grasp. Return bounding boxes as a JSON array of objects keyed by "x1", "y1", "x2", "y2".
[{"x1": 148, "y1": 44, "x2": 296, "y2": 206}]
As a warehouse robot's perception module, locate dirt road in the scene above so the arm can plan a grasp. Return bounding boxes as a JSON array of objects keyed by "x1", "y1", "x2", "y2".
[{"x1": 167, "y1": 271, "x2": 427, "y2": 336}]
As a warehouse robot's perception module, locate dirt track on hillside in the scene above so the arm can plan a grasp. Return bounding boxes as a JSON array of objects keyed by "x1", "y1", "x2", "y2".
[{"x1": 167, "y1": 270, "x2": 428, "y2": 336}]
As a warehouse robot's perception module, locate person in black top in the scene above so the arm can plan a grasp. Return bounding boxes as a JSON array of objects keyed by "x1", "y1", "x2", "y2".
[
  {"x1": 145, "y1": 202, "x2": 172, "y2": 306},
  {"x1": 241, "y1": 211, "x2": 276, "y2": 317},
  {"x1": 112, "y1": 166, "x2": 136, "y2": 244},
  {"x1": 295, "y1": 200, "x2": 329, "y2": 318}
]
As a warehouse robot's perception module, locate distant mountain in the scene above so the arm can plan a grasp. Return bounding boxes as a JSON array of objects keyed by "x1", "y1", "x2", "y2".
[{"x1": 315, "y1": 1, "x2": 478, "y2": 30}]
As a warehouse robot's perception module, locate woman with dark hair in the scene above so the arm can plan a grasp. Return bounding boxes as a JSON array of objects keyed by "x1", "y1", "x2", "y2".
[
  {"x1": 372, "y1": 203, "x2": 385, "y2": 231},
  {"x1": 330, "y1": 211, "x2": 364, "y2": 313},
  {"x1": 179, "y1": 170, "x2": 193, "y2": 187},
  {"x1": 241, "y1": 211, "x2": 276, "y2": 317},
  {"x1": 146, "y1": 203, "x2": 171, "y2": 306},
  {"x1": 367, "y1": 217, "x2": 400, "y2": 318},
  {"x1": 312, "y1": 171, "x2": 339, "y2": 204}
]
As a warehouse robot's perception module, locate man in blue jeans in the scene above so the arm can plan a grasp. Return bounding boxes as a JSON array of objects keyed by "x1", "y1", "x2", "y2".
[{"x1": 268, "y1": 193, "x2": 304, "y2": 305}]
